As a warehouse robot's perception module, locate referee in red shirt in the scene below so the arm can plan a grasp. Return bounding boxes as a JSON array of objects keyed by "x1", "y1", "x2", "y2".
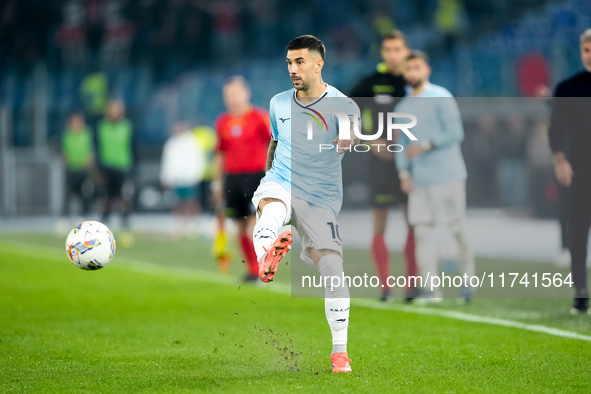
[{"x1": 213, "y1": 76, "x2": 272, "y2": 281}]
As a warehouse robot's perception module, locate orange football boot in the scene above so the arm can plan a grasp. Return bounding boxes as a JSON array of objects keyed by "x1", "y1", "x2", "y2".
[
  {"x1": 331, "y1": 352, "x2": 352, "y2": 373},
  {"x1": 258, "y1": 230, "x2": 292, "y2": 282}
]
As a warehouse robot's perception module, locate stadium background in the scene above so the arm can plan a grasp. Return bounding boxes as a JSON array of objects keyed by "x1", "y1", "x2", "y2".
[
  {"x1": 1, "y1": 0, "x2": 590, "y2": 217},
  {"x1": 2, "y1": 1, "x2": 591, "y2": 391}
]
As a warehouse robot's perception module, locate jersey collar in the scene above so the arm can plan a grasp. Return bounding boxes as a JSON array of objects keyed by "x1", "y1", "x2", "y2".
[
  {"x1": 407, "y1": 82, "x2": 432, "y2": 97},
  {"x1": 292, "y1": 84, "x2": 329, "y2": 109}
]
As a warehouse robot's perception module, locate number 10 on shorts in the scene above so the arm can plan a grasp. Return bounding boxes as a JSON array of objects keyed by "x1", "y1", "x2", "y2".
[{"x1": 327, "y1": 222, "x2": 342, "y2": 243}]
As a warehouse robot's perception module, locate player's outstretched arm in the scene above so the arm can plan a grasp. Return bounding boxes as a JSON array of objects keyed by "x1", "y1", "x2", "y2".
[{"x1": 266, "y1": 139, "x2": 278, "y2": 171}]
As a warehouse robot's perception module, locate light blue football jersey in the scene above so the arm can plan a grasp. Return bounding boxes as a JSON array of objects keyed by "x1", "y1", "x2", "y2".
[
  {"x1": 394, "y1": 82, "x2": 467, "y2": 188},
  {"x1": 261, "y1": 84, "x2": 360, "y2": 215}
]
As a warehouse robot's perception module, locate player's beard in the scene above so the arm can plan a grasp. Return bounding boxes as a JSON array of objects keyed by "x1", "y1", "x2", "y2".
[
  {"x1": 294, "y1": 79, "x2": 309, "y2": 92},
  {"x1": 409, "y1": 78, "x2": 426, "y2": 90}
]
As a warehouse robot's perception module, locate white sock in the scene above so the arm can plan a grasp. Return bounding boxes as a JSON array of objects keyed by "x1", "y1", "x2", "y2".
[
  {"x1": 318, "y1": 254, "x2": 349, "y2": 354},
  {"x1": 415, "y1": 224, "x2": 441, "y2": 296},
  {"x1": 252, "y1": 202, "x2": 287, "y2": 261},
  {"x1": 453, "y1": 227, "x2": 475, "y2": 294}
]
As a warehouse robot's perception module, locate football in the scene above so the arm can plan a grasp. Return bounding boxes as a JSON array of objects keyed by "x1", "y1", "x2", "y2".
[{"x1": 65, "y1": 221, "x2": 116, "y2": 270}]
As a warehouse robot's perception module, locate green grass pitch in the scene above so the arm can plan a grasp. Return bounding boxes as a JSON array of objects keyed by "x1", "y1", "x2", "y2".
[{"x1": 1, "y1": 232, "x2": 591, "y2": 392}]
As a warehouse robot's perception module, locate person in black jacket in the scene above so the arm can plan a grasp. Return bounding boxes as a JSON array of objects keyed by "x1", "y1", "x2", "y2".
[
  {"x1": 350, "y1": 30, "x2": 418, "y2": 302},
  {"x1": 549, "y1": 28, "x2": 591, "y2": 314}
]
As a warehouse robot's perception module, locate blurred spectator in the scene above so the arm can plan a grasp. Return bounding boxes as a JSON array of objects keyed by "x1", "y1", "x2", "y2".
[
  {"x1": 62, "y1": 112, "x2": 95, "y2": 217},
  {"x1": 97, "y1": 100, "x2": 134, "y2": 230},
  {"x1": 209, "y1": 0, "x2": 243, "y2": 65},
  {"x1": 466, "y1": 113, "x2": 499, "y2": 206},
  {"x1": 413, "y1": 0, "x2": 434, "y2": 25},
  {"x1": 100, "y1": 0, "x2": 135, "y2": 67},
  {"x1": 85, "y1": 0, "x2": 105, "y2": 58},
  {"x1": 192, "y1": 124, "x2": 217, "y2": 214},
  {"x1": 56, "y1": 0, "x2": 88, "y2": 68},
  {"x1": 496, "y1": 113, "x2": 528, "y2": 208},
  {"x1": 160, "y1": 122, "x2": 205, "y2": 238},
  {"x1": 80, "y1": 69, "x2": 109, "y2": 130},
  {"x1": 244, "y1": 0, "x2": 279, "y2": 57},
  {"x1": 330, "y1": 25, "x2": 363, "y2": 60},
  {"x1": 179, "y1": 2, "x2": 212, "y2": 67},
  {"x1": 148, "y1": 0, "x2": 179, "y2": 82},
  {"x1": 516, "y1": 53, "x2": 550, "y2": 97},
  {"x1": 435, "y1": 0, "x2": 466, "y2": 53},
  {"x1": 372, "y1": 0, "x2": 396, "y2": 37},
  {"x1": 0, "y1": 1, "x2": 18, "y2": 65}
]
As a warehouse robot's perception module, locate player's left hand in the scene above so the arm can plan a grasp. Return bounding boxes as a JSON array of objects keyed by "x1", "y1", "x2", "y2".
[
  {"x1": 333, "y1": 135, "x2": 359, "y2": 155},
  {"x1": 405, "y1": 144, "x2": 424, "y2": 159}
]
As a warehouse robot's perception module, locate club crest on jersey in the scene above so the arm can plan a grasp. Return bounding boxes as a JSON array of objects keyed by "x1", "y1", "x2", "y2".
[{"x1": 230, "y1": 125, "x2": 243, "y2": 137}]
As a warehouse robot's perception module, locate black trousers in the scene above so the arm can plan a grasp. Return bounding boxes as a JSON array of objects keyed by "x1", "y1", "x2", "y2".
[
  {"x1": 559, "y1": 184, "x2": 571, "y2": 249},
  {"x1": 64, "y1": 170, "x2": 93, "y2": 216},
  {"x1": 569, "y1": 170, "x2": 591, "y2": 298}
]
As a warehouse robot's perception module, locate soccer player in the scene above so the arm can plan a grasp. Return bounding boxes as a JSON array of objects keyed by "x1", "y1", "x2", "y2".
[
  {"x1": 251, "y1": 35, "x2": 360, "y2": 373},
  {"x1": 395, "y1": 50, "x2": 474, "y2": 303},
  {"x1": 548, "y1": 28, "x2": 591, "y2": 314},
  {"x1": 62, "y1": 112, "x2": 94, "y2": 217},
  {"x1": 97, "y1": 100, "x2": 134, "y2": 231},
  {"x1": 213, "y1": 76, "x2": 271, "y2": 282},
  {"x1": 350, "y1": 30, "x2": 418, "y2": 302}
]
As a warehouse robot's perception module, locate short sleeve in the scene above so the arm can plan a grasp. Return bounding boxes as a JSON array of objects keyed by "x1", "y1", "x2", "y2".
[
  {"x1": 269, "y1": 98, "x2": 279, "y2": 141},
  {"x1": 258, "y1": 109, "x2": 272, "y2": 141},
  {"x1": 214, "y1": 116, "x2": 226, "y2": 153}
]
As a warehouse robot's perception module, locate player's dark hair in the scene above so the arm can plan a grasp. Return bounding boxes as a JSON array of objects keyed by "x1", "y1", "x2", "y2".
[
  {"x1": 407, "y1": 50, "x2": 430, "y2": 65},
  {"x1": 382, "y1": 29, "x2": 409, "y2": 48},
  {"x1": 286, "y1": 35, "x2": 326, "y2": 60}
]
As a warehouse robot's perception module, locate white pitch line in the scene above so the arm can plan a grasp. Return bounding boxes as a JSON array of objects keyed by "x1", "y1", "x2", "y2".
[
  {"x1": 4, "y1": 241, "x2": 591, "y2": 343},
  {"x1": 117, "y1": 259, "x2": 591, "y2": 343},
  {"x1": 354, "y1": 299, "x2": 591, "y2": 342}
]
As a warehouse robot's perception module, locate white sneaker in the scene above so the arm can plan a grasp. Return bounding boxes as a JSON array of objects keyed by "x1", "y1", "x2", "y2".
[
  {"x1": 413, "y1": 290, "x2": 443, "y2": 305},
  {"x1": 414, "y1": 296, "x2": 443, "y2": 306}
]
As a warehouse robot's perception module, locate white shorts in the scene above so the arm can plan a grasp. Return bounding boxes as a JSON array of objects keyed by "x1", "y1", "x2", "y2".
[
  {"x1": 408, "y1": 181, "x2": 466, "y2": 227},
  {"x1": 251, "y1": 181, "x2": 343, "y2": 267},
  {"x1": 291, "y1": 196, "x2": 343, "y2": 266},
  {"x1": 251, "y1": 181, "x2": 293, "y2": 224}
]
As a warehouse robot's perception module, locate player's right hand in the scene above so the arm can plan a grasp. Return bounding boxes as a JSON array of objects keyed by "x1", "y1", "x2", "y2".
[
  {"x1": 401, "y1": 178, "x2": 413, "y2": 194},
  {"x1": 212, "y1": 189, "x2": 223, "y2": 203},
  {"x1": 555, "y1": 160, "x2": 574, "y2": 187},
  {"x1": 333, "y1": 135, "x2": 354, "y2": 155}
]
